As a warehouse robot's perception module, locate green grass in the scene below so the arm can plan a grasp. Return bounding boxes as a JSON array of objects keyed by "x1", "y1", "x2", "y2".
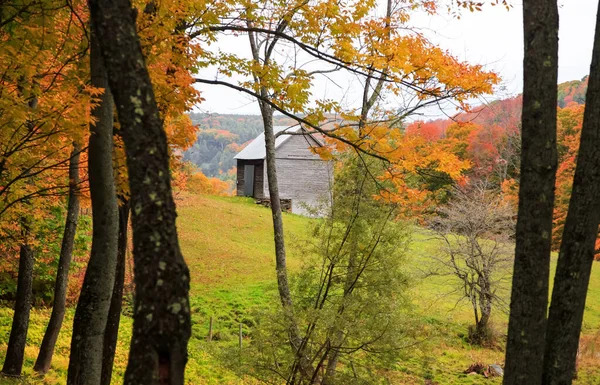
[{"x1": 1, "y1": 192, "x2": 600, "y2": 384}]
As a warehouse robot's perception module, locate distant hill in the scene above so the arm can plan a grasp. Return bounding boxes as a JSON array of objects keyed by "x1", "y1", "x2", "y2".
[
  {"x1": 405, "y1": 77, "x2": 589, "y2": 141},
  {"x1": 184, "y1": 78, "x2": 589, "y2": 178},
  {"x1": 183, "y1": 113, "x2": 295, "y2": 178},
  {"x1": 557, "y1": 76, "x2": 587, "y2": 107}
]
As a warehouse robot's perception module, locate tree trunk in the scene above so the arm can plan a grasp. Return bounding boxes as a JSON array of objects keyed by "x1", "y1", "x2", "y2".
[
  {"x1": 503, "y1": 0, "x2": 559, "y2": 384},
  {"x1": 1, "y1": 244, "x2": 34, "y2": 377},
  {"x1": 322, "y1": 342, "x2": 340, "y2": 385},
  {"x1": 260, "y1": 106, "x2": 295, "y2": 314},
  {"x1": 101, "y1": 199, "x2": 130, "y2": 385},
  {"x1": 543, "y1": 5, "x2": 600, "y2": 384},
  {"x1": 474, "y1": 296, "x2": 492, "y2": 343},
  {"x1": 259, "y1": 105, "x2": 310, "y2": 383},
  {"x1": 34, "y1": 143, "x2": 81, "y2": 375},
  {"x1": 88, "y1": 0, "x2": 191, "y2": 383},
  {"x1": 67, "y1": 29, "x2": 119, "y2": 385}
]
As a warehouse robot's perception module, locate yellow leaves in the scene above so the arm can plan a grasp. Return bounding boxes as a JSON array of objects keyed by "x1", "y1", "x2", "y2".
[{"x1": 310, "y1": 146, "x2": 335, "y2": 161}]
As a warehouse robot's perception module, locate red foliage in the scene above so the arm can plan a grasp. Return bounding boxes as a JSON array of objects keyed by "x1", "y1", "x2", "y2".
[{"x1": 405, "y1": 120, "x2": 449, "y2": 141}]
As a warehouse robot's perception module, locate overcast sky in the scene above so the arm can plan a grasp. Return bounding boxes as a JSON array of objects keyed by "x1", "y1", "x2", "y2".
[{"x1": 193, "y1": 1, "x2": 598, "y2": 115}]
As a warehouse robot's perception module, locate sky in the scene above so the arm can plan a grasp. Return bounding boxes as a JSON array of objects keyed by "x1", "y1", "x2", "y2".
[{"x1": 193, "y1": 0, "x2": 598, "y2": 115}]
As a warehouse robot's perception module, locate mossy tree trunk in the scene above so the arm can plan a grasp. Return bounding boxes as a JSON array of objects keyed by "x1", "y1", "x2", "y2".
[{"x1": 87, "y1": 0, "x2": 191, "y2": 383}]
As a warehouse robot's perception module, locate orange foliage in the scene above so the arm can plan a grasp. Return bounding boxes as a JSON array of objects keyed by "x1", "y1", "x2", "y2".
[
  {"x1": 552, "y1": 104, "x2": 585, "y2": 252},
  {"x1": 186, "y1": 172, "x2": 232, "y2": 196}
]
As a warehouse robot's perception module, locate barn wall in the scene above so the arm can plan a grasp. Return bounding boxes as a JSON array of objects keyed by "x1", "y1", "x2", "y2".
[
  {"x1": 276, "y1": 134, "x2": 323, "y2": 160},
  {"x1": 254, "y1": 161, "x2": 265, "y2": 198},
  {"x1": 263, "y1": 135, "x2": 333, "y2": 214},
  {"x1": 236, "y1": 160, "x2": 245, "y2": 196}
]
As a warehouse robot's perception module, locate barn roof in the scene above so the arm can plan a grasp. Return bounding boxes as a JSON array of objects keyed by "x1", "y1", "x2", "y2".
[{"x1": 234, "y1": 126, "x2": 318, "y2": 160}]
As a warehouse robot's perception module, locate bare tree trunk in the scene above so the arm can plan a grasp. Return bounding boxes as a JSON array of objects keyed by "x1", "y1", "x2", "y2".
[
  {"x1": 101, "y1": 199, "x2": 130, "y2": 385},
  {"x1": 67, "y1": 28, "x2": 119, "y2": 385},
  {"x1": 34, "y1": 143, "x2": 81, "y2": 375},
  {"x1": 259, "y1": 105, "x2": 310, "y2": 383},
  {"x1": 260, "y1": 106, "x2": 295, "y2": 314},
  {"x1": 88, "y1": 0, "x2": 192, "y2": 383},
  {"x1": 1, "y1": 244, "x2": 34, "y2": 377},
  {"x1": 543, "y1": 5, "x2": 600, "y2": 384},
  {"x1": 503, "y1": 0, "x2": 558, "y2": 384}
]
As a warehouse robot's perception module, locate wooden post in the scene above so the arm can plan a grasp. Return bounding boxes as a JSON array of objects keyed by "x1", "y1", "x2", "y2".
[
  {"x1": 207, "y1": 316, "x2": 213, "y2": 342},
  {"x1": 239, "y1": 323, "x2": 243, "y2": 350}
]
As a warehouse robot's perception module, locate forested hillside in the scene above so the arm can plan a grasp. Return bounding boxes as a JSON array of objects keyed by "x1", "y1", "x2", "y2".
[{"x1": 183, "y1": 114, "x2": 295, "y2": 178}]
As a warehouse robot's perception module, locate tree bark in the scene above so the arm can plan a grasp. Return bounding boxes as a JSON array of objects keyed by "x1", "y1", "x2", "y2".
[
  {"x1": 503, "y1": 1, "x2": 559, "y2": 384},
  {"x1": 101, "y1": 199, "x2": 130, "y2": 385},
  {"x1": 543, "y1": 5, "x2": 600, "y2": 384},
  {"x1": 474, "y1": 297, "x2": 491, "y2": 342},
  {"x1": 260, "y1": 105, "x2": 295, "y2": 314},
  {"x1": 67, "y1": 29, "x2": 119, "y2": 385},
  {"x1": 258, "y1": 104, "x2": 311, "y2": 383},
  {"x1": 1, "y1": 244, "x2": 34, "y2": 377},
  {"x1": 87, "y1": 0, "x2": 191, "y2": 383},
  {"x1": 34, "y1": 143, "x2": 81, "y2": 375}
]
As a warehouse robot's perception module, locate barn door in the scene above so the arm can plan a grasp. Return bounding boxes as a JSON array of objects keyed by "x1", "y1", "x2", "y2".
[{"x1": 243, "y1": 165, "x2": 255, "y2": 196}]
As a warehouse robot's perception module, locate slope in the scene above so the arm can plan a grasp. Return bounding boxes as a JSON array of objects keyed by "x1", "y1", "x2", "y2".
[{"x1": 1, "y1": 192, "x2": 600, "y2": 384}]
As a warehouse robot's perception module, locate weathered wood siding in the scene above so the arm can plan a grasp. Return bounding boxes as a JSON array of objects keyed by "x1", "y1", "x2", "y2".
[
  {"x1": 263, "y1": 134, "x2": 332, "y2": 214},
  {"x1": 236, "y1": 160, "x2": 244, "y2": 196},
  {"x1": 236, "y1": 159, "x2": 265, "y2": 198},
  {"x1": 254, "y1": 161, "x2": 265, "y2": 198}
]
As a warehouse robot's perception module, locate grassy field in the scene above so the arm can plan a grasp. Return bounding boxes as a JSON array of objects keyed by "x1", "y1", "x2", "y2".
[{"x1": 1, "y1": 192, "x2": 600, "y2": 384}]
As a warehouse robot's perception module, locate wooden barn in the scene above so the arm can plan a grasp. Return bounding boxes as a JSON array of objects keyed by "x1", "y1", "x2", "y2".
[{"x1": 234, "y1": 126, "x2": 332, "y2": 214}]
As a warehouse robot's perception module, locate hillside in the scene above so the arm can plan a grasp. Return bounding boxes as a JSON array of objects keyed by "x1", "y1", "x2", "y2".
[{"x1": 2, "y1": 192, "x2": 600, "y2": 384}]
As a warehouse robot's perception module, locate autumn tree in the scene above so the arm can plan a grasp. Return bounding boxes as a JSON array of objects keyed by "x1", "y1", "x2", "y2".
[
  {"x1": 0, "y1": 1, "x2": 92, "y2": 376},
  {"x1": 551, "y1": 104, "x2": 585, "y2": 250},
  {"x1": 0, "y1": 0, "x2": 91, "y2": 221},
  {"x1": 193, "y1": 2, "x2": 498, "y2": 372}
]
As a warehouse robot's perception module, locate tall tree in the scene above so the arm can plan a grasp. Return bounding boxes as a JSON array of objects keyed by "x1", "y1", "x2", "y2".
[
  {"x1": 503, "y1": 0, "x2": 559, "y2": 384},
  {"x1": 34, "y1": 143, "x2": 82, "y2": 374},
  {"x1": 88, "y1": 0, "x2": 192, "y2": 383},
  {"x1": 67, "y1": 30, "x2": 119, "y2": 385},
  {"x1": 543, "y1": 3, "x2": 600, "y2": 384}
]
